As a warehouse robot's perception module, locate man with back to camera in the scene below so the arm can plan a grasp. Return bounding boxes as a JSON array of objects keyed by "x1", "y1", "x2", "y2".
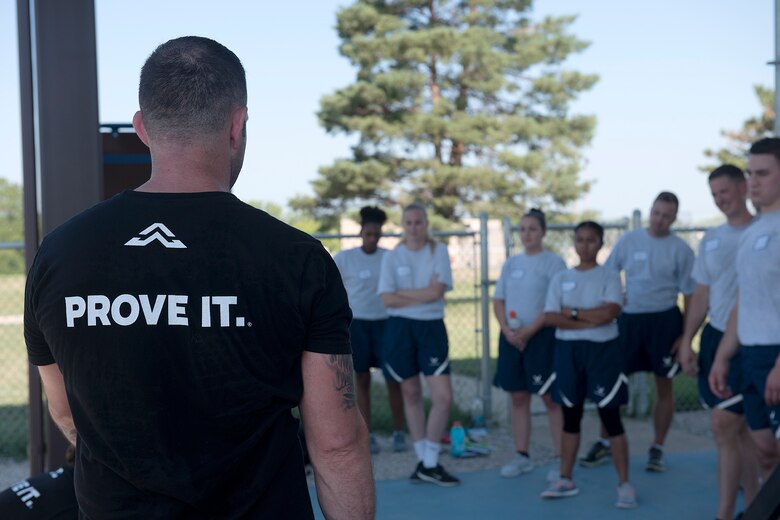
[
  {"x1": 710, "y1": 137, "x2": 780, "y2": 486},
  {"x1": 23, "y1": 36, "x2": 374, "y2": 519},
  {"x1": 580, "y1": 192, "x2": 695, "y2": 472},
  {"x1": 677, "y1": 165, "x2": 759, "y2": 520}
]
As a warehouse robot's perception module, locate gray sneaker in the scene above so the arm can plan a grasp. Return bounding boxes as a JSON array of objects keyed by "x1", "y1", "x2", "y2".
[
  {"x1": 579, "y1": 441, "x2": 611, "y2": 467},
  {"x1": 369, "y1": 433, "x2": 380, "y2": 455},
  {"x1": 500, "y1": 453, "x2": 533, "y2": 478},
  {"x1": 646, "y1": 446, "x2": 665, "y2": 472},
  {"x1": 392, "y1": 431, "x2": 408, "y2": 452},
  {"x1": 615, "y1": 482, "x2": 638, "y2": 509}
]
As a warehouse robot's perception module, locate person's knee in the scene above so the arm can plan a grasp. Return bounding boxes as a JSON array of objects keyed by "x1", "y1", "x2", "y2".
[
  {"x1": 401, "y1": 381, "x2": 422, "y2": 404},
  {"x1": 597, "y1": 407, "x2": 625, "y2": 437},
  {"x1": 711, "y1": 410, "x2": 741, "y2": 444},
  {"x1": 356, "y1": 372, "x2": 372, "y2": 390},
  {"x1": 430, "y1": 387, "x2": 452, "y2": 408},
  {"x1": 511, "y1": 391, "x2": 531, "y2": 408},
  {"x1": 654, "y1": 376, "x2": 674, "y2": 400},
  {"x1": 562, "y1": 405, "x2": 583, "y2": 434}
]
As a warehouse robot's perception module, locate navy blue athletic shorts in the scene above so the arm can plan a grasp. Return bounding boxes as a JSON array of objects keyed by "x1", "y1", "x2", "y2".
[
  {"x1": 383, "y1": 316, "x2": 450, "y2": 381},
  {"x1": 494, "y1": 327, "x2": 556, "y2": 395},
  {"x1": 619, "y1": 306, "x2": 682, "y2": 378},
  {"x1": 350, "y1": 318, "x2": 391, "y2": 378},
  {"x1": 740, "y1": 344, "x2": 780, "y2": 434},
  {"x1": 697, "y1": 323, "x2": 744, "y2": 414},
  {"x1": 553, "y1": 338, "x2": 629, "y2": 409}
]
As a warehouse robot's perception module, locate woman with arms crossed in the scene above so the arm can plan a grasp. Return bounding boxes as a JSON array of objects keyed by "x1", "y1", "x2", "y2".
[
  {"x1": 378, "y1": 203, "x2": 459, "y2": 487},
  {"x1": 542, "y1": 221, "x2": 637, "y2": 509}
]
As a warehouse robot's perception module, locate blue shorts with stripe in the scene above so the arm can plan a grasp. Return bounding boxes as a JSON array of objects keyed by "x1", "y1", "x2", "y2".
[
  {"x1": 619, "y1": 307, "x2": 682, "y2": 378},
  {"x1": 740, "y1": 344, "x2": 780, "y2": 434},
  {"x1": 697, "y1": 323, "x2": 743, "y2": 414},
  {"x1": 350, "y1": 319, "x2": 392, "y2": 379},
  {"x1": 493, "y1": 327, "x2": 556, "y2": 395},
  {"x1": 553, "y1": 338, "x2": 629, "y2": 409},
  {"x1": 383, "y1": 317, "x2": 450, "y2": 381}
]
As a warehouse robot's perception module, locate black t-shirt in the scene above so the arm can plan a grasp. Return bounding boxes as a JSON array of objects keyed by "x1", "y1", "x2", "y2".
[
  {"x1": 24, "y1": 191, "x2": 352, "y2": 519},
  {"x1": 0, "y1": 467, "x2": 77, "y2": 520}
]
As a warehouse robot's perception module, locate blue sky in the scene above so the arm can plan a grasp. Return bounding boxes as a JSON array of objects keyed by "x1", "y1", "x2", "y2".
[{"x1": 0, "y1": 1, "x2": 774, "y2": 222}]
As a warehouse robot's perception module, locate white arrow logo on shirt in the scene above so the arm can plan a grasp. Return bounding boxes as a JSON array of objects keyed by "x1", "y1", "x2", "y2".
[{"x1": 125, "y1": 223, "x2": 187, "y2": 249}]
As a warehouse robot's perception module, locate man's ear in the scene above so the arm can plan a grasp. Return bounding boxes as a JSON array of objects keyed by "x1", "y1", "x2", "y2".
[
  {"x1": 132, "y1": 111, "x2": 150, "y2": 147},
  {"x1": 229, "y1": 106, "x2": 248, "y2": 151}
]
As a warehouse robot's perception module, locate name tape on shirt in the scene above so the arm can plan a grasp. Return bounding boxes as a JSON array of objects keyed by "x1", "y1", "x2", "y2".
[
  {"x1": 704, "y1": 238, "x2": 720, "y2": 252},
  {"x1": 64, "y1": 294, "x2": 249, "y2": 328}
]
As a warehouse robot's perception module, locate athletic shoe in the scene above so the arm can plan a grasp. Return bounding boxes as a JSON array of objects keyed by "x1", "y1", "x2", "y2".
[
  {"x1": 410, "y1": 462, "x2": 423, "y2": 484},
  {"x1": 615, "y1": 482, "x2": 638, "y2": 509},
  {"x1": 646, "y1": 446, "x2": 665, "y2": 472},
  {"x1": 546, "y1": 458, "x2": 561, "y2": 483},
  {"x1": 369, "y1": 433, "x2": 380, "y2": 455},
  {"x1": 417, "y1": 464, "x2": 461, "y2": 487},
  {"x1": 541, "y1": 478, "x2": 579, "y2": 499},
  {"x1": 392, "y1": 431, "x2": 408, "y2": 452},
  {"x1": 579, "y1": 441, "x2": 611, "y2": 467},
  {"x1": 500, "y1": 453, "x2": 533, "y2": 478}
]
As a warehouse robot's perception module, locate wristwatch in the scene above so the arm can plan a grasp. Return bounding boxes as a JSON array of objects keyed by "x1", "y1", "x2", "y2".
[{"x1": 570, "y1": 308, "x2": 579, "y2": 320}]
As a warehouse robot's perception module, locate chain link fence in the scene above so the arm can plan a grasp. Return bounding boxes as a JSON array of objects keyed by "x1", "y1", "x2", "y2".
[
  {"x1": 0, "y1": 216, "x2": 716, "y2": 459},
  {"x1": 0, "y1": 243, "x2": 28, "y2": 460}
]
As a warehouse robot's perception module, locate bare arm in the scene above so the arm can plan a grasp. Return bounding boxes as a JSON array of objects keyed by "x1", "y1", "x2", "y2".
[
  {"x1": 38, "y1": 364, "x2": 76, "y2": 446},
  {"x1": 709, "y1": 294, "x2": 740, "y2": 399},
  {"x1": 382, "y1": 275, "x2": 445, "y2": 308},
  {"x1": 558, "y1": 303, "x2": 621, "y2": 327},
  {"x1": 677, "y1": 284, "x2": 710, "y2": 375},
  {"x1": 544, "y1": 311, "x2": 597, "y2": 330},
  {"x1": 299, "y1": 352, "x2": 374, "y2": 520}
]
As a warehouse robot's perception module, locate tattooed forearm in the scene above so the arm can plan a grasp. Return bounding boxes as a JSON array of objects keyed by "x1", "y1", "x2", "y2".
[{"x1": 327, "y1": 354, "x2": 356, "y2": 410}]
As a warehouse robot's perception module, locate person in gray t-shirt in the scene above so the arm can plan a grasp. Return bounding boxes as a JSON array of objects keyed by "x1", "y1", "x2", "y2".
[
  {"x1": 583, "y1": 192, "x2": 694, "y2": 473},
  {"x1": 711, "y1": 137, "x2": 780, "y2": 483},
  {"x1": 333, "y1": 206, "x2": 407, "y2": 455},
  {"x1": 677, "y1": 166, "x2": 758, "y2": 520}
]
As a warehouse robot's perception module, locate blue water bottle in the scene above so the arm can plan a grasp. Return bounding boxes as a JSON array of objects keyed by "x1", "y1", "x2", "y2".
[{"x1": 450, "y1": 421, "x2": 466, "y2": 457}]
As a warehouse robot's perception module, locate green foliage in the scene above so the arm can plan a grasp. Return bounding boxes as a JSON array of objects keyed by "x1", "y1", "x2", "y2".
[
  {"x1": 703, "y1": 85, "x2": 775, "y2": 171},
  {"x1": 0, "y1": 179, "x2": 25, "y2": 275},
  {"x1": 247, "y1": 200, "x2": 340, "y2": 252},
  {"x1": 295, "y1": 0, "x2": 598, "y2": 223}
]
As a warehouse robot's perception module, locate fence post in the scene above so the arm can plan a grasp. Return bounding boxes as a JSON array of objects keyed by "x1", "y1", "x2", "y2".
[
  {"x1": 628, "y1": 209, "x2": 652, "y2": 418},
  {"x1": 479, "y1": 212, "x2": 492, "y2": 421}
]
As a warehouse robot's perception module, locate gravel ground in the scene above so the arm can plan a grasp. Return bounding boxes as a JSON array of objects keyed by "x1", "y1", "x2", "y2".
[{"x1": 0, "y1": 410, "x2": 714, "y2": 491}]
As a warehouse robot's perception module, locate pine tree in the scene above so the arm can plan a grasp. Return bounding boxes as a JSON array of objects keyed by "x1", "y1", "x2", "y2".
[
  {"x1": 703, "y1": 85, "x2": 775, "y2": 171},
  {"x1": 292, "y1": 0, "x2": 598, "y2": 224}
]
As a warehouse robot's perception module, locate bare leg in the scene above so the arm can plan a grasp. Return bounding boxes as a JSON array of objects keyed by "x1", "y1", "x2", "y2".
[
  {"x1": 355, "y1": 372, "x2": 372, "y2": 431},
  {"x1": 385, "y1": 379, "x2": 405, "y2": 431},
  {"x1": 561, "y1": 431, "x2": 580, "y2": 479},
  {"x1": 712, "y1": 409, "x2": 748, "y2": 520},
  {"x1": 747, "y1": 428, "x2": 780, "y2": 482},
  {"x1": 509, "y1": 391, "x2": 532, "y2": 453},
  {"x1": 653, "y1": 375, "x2": 674, "y2": 445},
  {"x1": 739, "y1": 422, "x2": 760, "y2": 507},
  {"x1": 610, "y1": 433, "x2": 629, "y2": 484},
  {"x1": 400, "y1": 375, "x2": 426, "y2": 442},
  {"x1": 425, "y1": 375, "x2": 453, "y2": 443},
  {"x1": 541, "y1": 393, "x2": 562, "y2": 457}
]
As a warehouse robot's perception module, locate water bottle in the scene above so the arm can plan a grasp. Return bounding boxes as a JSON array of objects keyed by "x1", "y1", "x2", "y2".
[
  {"x1": 507, "y1": 310, "x2": 523, "y2": 329},
  {"x1": 450, "y1": 421, "x2": 466, "y2": 457},
  {"x1": 470, "y1": 398, "x2": 485, "y2": 429}
]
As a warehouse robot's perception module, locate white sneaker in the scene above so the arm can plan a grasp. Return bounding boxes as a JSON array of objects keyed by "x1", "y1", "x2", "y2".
[
  {"x1": 500, "y1": 453, "x2": 533, "y2": 478},
  {"x1": 546, "y1": 458, "x2": 561, "y2": 482},
  {"x1": 615, "y1": 482, "x2": 638, "y2": 509}
]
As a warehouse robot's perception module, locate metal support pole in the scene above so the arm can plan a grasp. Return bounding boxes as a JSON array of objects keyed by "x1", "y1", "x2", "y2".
[
  {"x1": 628, "y1": 209, "x2": 651, "y2": 417},
  {"x1": 776, "y1": 0, "x2": 780, "y2": 136},
  {"x1": 479, "y1": 212, "x2": 492, "y2": 421}
]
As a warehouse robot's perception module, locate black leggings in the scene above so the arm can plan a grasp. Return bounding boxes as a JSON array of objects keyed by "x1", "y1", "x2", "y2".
[{"x1": 562, "y1": 405, "x2": 624, "y2": 437}]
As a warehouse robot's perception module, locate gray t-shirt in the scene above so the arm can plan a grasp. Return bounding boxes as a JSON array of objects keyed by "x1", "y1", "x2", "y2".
[
  {"x1": 691, "y1": 222, "x2": 750, "y2": 332},
  {"x1": 493, "y1": 250, "x2": 566, "y2": 326},
  {"x1": 334, "y1": 247, "x2": 389, "y2": 321},
  {"x1": 544, "y1": 265, "x2": 623, "y2": 342},
  {"x1": 605, "y1": 228, "x2": 695, "y2": 313},
  {"x1": 736, "y1": 209, "x2": 780, "y2": 346},
  {"x1": 377, "y1": 242, "x2": 453, "y2": 320}
]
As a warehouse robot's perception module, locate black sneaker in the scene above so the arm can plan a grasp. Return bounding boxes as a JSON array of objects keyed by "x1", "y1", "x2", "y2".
[
  {"x1": 417, "y1": 464, "x2": 461, "y2": 487},
  {"x1": 579, "y1": 441, "x2": 611, "y2": 468},
  {"x1": 410, "y1": 462, "x2": 423, "y2": 484},
  {"x1": 646, "y1": 446, "x2": 665, "y2": 472}
]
